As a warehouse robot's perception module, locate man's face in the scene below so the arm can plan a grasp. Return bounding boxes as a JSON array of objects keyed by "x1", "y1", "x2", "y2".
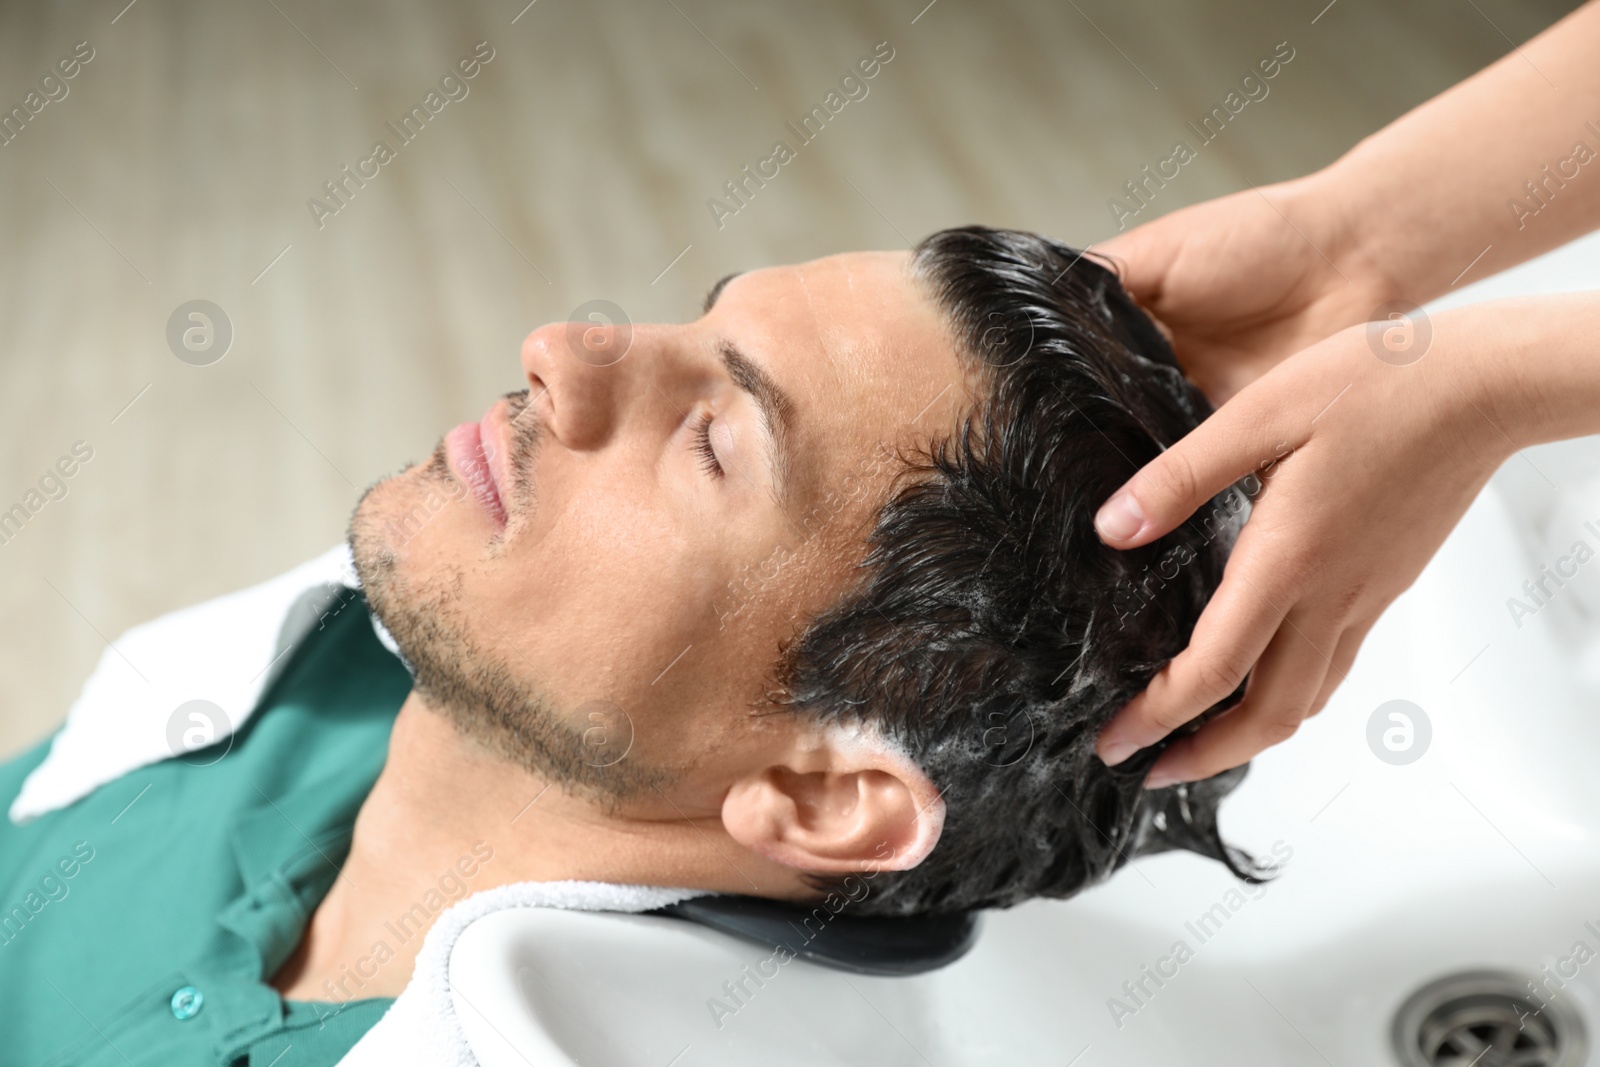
[{"x1": 350, "y1": 250, "x2": 970, "y2": 809}]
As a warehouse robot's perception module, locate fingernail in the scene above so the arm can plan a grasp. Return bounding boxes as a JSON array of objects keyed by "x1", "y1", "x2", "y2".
[
  {"x1": 1144, "y1": 767, "x2": 1184, "y2": 790},
  {"x1": 1095, "y1": 491, "x2": 1144, "y2": 543},
  {"x1": 1100, "y1": 739, "x2": 1137, "y2": 766}
]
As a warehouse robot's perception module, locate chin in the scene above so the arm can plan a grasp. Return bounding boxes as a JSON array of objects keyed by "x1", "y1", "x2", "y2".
[{"x1": 349, "y1": 444, "x2": 469, "y2": 580}]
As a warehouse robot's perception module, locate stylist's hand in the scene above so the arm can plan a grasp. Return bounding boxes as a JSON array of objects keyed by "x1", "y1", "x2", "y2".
[
  {"x1": 1097, "y1": 176, "x2": 1391, "y2": 404},
  {"x1": 1092, "y1": 308, "x2": 1515, "y2": 786}
]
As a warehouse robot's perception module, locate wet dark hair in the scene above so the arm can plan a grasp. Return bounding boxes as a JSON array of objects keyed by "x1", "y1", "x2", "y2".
[{"x1": 775, "y1": 225, "x2": 1276, "y2": 916}]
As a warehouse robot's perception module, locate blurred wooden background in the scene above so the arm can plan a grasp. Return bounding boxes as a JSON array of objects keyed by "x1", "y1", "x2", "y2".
[{"x1": 0, "y1": 0, "x2": 1580, "y2": 757}]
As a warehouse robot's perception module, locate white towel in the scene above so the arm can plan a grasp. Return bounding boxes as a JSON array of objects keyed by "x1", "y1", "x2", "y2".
[{"x1": 9, "y1": 542, "x2": 393, "y2": 823}]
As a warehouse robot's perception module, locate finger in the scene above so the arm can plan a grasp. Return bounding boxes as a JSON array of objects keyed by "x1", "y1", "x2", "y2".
[
  {"x1": 1307, "y1": 618, "x2": 1374, "y2": 717},
  {"x1": 1092, "y1": 225, "x2": 1173, "y2": 305},
  {"x1": 1095, "y1": 564, "x2": 1285, "y2": 764},
  {"x1": 1143, "y1": 616, "x2": 1339, "y2": 787},
  {"x1": 1093, "y1": 390, "x2": 1284, "y2": 549}
]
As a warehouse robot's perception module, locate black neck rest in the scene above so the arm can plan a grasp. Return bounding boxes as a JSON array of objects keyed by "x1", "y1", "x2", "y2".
[{"x1": 648, "y1": 894, "x2": 981, "y2": 977}]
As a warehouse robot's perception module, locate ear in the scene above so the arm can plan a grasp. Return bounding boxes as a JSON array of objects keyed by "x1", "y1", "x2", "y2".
[{"x1": 720, "y1": 722, "x2": 945, "y2": 874}]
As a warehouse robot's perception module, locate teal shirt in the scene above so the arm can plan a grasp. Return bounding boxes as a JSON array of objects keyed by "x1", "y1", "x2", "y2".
[{"x1": 0, "y1": 592, "x2": 413, "y2": 1066}]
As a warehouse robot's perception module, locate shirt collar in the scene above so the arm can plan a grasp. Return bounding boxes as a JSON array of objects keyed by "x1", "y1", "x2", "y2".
[{"x1": 8, "y1": 542, "x2": 411, "y2": 824}]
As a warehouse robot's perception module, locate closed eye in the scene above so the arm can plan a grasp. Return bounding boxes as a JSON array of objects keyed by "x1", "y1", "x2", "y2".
[{"x1": 690, "y1": 409, "x2": 723, "y2": 478}]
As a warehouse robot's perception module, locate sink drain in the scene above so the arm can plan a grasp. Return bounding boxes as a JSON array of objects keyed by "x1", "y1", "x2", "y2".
[{"x1": 1392, "y1": 970, "x2": 1586, "y2": 1067}]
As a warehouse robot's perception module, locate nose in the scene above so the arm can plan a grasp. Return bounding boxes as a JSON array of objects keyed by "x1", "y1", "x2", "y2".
[{"x1": 519, "y1": 318, "x2": 640, "y2": 450}]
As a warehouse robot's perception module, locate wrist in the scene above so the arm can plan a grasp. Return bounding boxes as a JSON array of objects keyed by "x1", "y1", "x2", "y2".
[
  {"x1": 1438, "y1": 294, "x2": 1600, "y2": 452},
  {"x1": 1278, "y1": 164, "x2": 1409, "y2": 321},
  {"x1": 1299, "y1": 155, "x2": 1418, "y2": 310}
]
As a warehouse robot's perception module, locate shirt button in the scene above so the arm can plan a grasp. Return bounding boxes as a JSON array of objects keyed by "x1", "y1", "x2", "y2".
[{"x1": 170, "y1": 985, "x2": 204, "y2": 1020}]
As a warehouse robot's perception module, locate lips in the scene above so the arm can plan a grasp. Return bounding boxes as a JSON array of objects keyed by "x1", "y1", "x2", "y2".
[{"x1": 444, "y1": 407, "x2": 509, "y2": 529}]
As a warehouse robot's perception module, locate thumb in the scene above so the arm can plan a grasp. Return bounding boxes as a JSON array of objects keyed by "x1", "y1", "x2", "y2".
[
  {"x1": 1093, "y1": 399, "x2": 1278, "y2": 548},
  {"x1": 1092, "y1": 222, "x2": 1175, "y2": 306}
]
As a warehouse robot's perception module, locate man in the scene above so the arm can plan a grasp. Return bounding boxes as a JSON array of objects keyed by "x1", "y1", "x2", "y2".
[{"x1": 0, "y1": 226, "x2": 1265, "y2": 1065}]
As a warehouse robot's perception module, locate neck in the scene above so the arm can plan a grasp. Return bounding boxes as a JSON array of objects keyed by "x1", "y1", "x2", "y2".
[{"x1": 271, "y1": 691, "x2": 803, "y2": 1001}]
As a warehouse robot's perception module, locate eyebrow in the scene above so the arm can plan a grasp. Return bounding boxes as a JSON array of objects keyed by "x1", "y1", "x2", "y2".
[
  {"x1": 703, "y1": 271, "x2": 743, "y2": 314},
  {"x1": 718, "y1": 338, "x2": 797, "y2": 510}
]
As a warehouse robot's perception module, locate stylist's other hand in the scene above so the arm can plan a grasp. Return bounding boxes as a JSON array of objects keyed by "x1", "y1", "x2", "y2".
[
  {"x1": 1097, "y1": 176, "x2": 1391, "y2": 404},
  {"x1": 1092, "y1": 309, "x2": 1514, "y2": 786}
]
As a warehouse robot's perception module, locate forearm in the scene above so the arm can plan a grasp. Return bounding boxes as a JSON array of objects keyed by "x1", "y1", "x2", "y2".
[
  {"x1": 1452, "y1": 290, "x2": 1600, "y2": 450},
  {"x1": 1320, "y1": 0, "x2": 1600, "y2": 303}
]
